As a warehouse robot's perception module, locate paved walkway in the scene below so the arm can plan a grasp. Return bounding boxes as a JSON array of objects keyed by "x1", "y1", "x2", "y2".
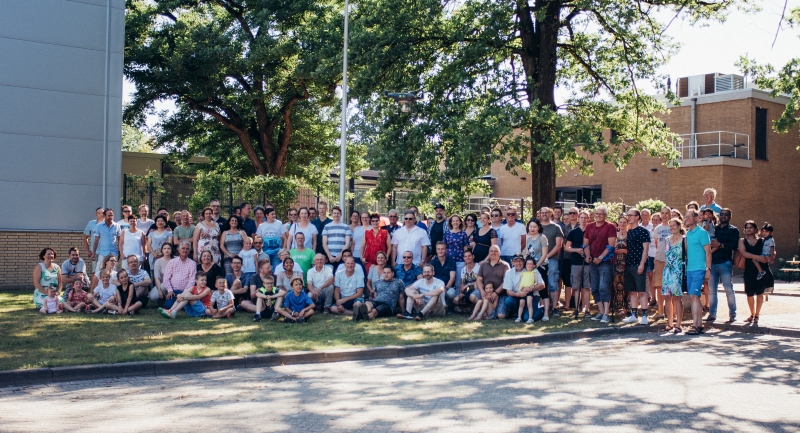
[
  {"x1": 1, "y1": 332, "x2": 798, "y2": 432},
  {"x1": 699, "y1": 289, "x2": 800, "y2": 331}
]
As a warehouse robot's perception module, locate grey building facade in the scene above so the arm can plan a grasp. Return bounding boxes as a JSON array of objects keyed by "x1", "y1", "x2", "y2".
[{"x1": 0, "y1": 0, "x2": 124, "y2": 232}]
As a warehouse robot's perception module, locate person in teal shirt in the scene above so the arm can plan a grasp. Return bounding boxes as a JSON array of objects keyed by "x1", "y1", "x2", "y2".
[{"x1": 684, "y1": 209, "x2": 711, "y2": 335}]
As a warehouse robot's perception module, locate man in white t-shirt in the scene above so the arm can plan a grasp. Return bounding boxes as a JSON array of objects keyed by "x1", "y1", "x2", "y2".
[
  {"x1": 397, "y1": 265, "x2": 445, "y2": 321},
  {"x1": 391, "y1": 211, "x2": 430, "y2": 268},
  {"x1": 307, "y1": 253, "x2": 335, "y2": 313},
  {"x1": 496, "y1": 206, "x2": 526, "y2": 263}
]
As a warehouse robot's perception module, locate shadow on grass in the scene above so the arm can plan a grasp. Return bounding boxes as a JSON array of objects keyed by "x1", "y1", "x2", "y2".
[{"x1": 1, "y1": 290, "x2": 620, "y2": 370}]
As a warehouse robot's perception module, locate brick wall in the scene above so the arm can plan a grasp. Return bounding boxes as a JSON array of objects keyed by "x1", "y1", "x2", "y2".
[{"x1": 0, "y1": 231, "x2": 90, "y2": 290}]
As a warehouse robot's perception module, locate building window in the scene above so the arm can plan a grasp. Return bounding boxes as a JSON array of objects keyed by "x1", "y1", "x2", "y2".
[{"x1": 755, "y1": 107, "x2": 767, "y2": 160}]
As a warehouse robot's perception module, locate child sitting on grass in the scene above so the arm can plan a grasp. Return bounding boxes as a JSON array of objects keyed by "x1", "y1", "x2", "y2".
[
  {"x1": 252, "y1": 273, "x2": 285, "y2": 322},
  {"x1": 468, "y1": 282, "x2": 498, "y2": 321},
  {"x1": 62, "y1": 278, "x2": 87, "y2": 313},
  {"x1": 276, "y1": 276, "x2": 315, "y2": 323},
  {"x1": 158, "y1": 272, "x2": 212, "y2": 319},
  {"x1": 39, "y1": 287, "x2": 63, "y2": 314},
  {"x1": 88, "y1": 269, "x2": 119, "y2": 314},
  {"x1": 206, "y1": 276, "x2": 236, "y2": 319},
  {"x1": 756, "y1": 223, "x2": 775, "y2": 280}
]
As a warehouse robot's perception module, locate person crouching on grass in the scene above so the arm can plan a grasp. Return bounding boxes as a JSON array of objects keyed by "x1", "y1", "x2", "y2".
[
  {"x1": 88, "y1": 269, "x2": 119, "y2": 314},
  {"x1": 159, "y1": 271, "x2": 212, "y2": 319},
  {"x1": 62, "y1": 278, "x2": 88, "y2": 313},
  {"x1": 252, "y1": 274, "x2": 284, "y2": 322},
  {"x1": 206, "y1": 276, "x2": 236, "y2": 319},
  {"x1": 276, "y1": 276, "x2": 315, "y2": 323},
  {"x1": 40, "y1": 287, "x2": 63, "y2": 314}
]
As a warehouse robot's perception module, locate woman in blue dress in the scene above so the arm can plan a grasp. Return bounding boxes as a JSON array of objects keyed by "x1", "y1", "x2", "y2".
[{"x1": 662, "y1": 218, "x2": 685, "y2": 333}]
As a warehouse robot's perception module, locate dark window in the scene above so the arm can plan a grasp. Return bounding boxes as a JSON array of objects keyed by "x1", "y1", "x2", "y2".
[
  {"x1": 755, "y1": 108, "x2": 767, "y2": 160},
  {"x1": 610, "y1": 129, "x2": 618, "y2": 141}
]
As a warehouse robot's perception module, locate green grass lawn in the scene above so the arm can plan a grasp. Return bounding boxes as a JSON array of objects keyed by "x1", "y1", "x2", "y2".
[{"x1": 0, "y1": 291, "x2": 616, "y2": 371}]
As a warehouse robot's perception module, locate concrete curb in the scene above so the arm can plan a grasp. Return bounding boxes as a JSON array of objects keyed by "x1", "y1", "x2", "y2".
[
  {"x1": 706, "y1": 321, "x2": 800, "y2": 339},
  {"x1": 0, "y1": 325, "x2": 662, "y2": 388}
]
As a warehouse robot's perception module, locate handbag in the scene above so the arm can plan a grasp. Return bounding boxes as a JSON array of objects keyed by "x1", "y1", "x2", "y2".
[
  {"x1": 681, "y1": 238, "x2": 688, "y2": 295},
  {"x1": 733, "y1": 246, "x2": 745, "y2": 270}
]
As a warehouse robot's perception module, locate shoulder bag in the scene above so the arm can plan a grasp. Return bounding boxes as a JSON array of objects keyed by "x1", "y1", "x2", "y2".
[
  {"x1": 681, "y1": 238, "x2": 688, "y2": 295},
  {"x1": 732, "y1": 239, "x2": 745, "y2": 270}
]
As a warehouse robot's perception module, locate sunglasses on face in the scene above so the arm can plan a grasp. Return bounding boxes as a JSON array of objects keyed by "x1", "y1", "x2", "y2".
[
  {"x1": 506, "y1": 213, "x2": 516, "y2": 216},
  {"x1": 492, "y1": 214, "x2": 501, "y2": 217},
  {"x1": 405, "y1": 218, "x2": 414, "y2": 221},
  {"x1": 403, "y1": 256, "x2": 413, "y2": 259},
  {"x1": 371, "y1": 219, "x2": 380, "y2": 222},
  {"x1": 568, "y1": 212, "x2": 577, "y2": 215},
  {"x1": 720, "y1": 213, "x2": 731, "y2": 217}
]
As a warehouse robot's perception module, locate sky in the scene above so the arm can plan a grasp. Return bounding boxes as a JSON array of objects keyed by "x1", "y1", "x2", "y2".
[{"x1": 123, "y1": 0, "x2": 800, "y2": 126}]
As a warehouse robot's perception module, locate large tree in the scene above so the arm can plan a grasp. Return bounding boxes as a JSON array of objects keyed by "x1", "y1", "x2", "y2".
[
  {"x1": 124, "y1": 0, "x2": 364, "y2": 190},
  {"x1": 349, "y1": 0, "x2": 744, "y2": 208}
]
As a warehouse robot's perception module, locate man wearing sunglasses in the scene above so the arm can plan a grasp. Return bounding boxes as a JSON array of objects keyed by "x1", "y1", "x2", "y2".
[
  {"x1": 391, "y1": 211, "x2": 430, "y2": 268},
  {"x1": 382, "y1": 209, "x2": 402, "y2": 237},
  {"x1": 496, "y1": 206, "x2": 526, "y2": 264}
]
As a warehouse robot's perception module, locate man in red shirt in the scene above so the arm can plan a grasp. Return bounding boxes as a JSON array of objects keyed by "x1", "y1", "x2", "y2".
[{"x1": 583, "y1": 206, "x2": 617, "y2": 323}]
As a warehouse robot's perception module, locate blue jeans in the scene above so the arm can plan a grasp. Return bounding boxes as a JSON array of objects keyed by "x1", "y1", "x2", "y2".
[
  {"x1": 709, "y1": 261, "x2": 735, "y2": 317},
  {"x1": 590, "y1": 261, "x2": 612, "y2": 303},
  {"x1": 499, "y1": 295, "x2": 545, "y2": 321},
  {"x1": 547, "y1": 259, "x2": 560, "y2": 293}
]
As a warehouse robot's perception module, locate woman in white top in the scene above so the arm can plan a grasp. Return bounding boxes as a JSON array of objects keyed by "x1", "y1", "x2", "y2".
[
  {"x1": 352, "y1": 211, "x2": 370, "y2": 266},
  {"x1": 32, "y1": 247, "x2": 62, "y2": 308},
  {"x1": 147, "y1": 215, "x2": 173, "y2": 271},
  {"x1": 282, "y1": 207, "x2": 298, "y2": 247},
  {"x1": 119, "y1": 216, "x2": 146, "y2": 271},
  {"x1": 149, "y1": 243, "x2": 174, "y2": 303},
  {"x1": 284, "y1": 207, "x2": 317, "y2": 250},
  {"x1": 91, "y1": 255, "x2": 119, "y2": 290}
]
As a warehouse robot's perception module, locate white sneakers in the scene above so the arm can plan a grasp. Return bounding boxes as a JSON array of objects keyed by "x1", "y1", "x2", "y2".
[
  {"x1": 622, "y1": 315, "x2": 638, "y2": 324},
  {"x1": 640, "y1": 315, "x2": 649, "y2": 325}
]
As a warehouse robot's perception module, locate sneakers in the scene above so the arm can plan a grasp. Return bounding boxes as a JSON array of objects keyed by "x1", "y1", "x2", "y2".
[
  {"x1": 582, "y1": 310, "x2": 591, "y2": 318},
  {"x1": 526, "y1": 319, "x2": 534, "y2": 325},
  {"x1": 591, "y1": 313, "x2": 603, "y2": 321},
  {"x1": 757, "y1": 271, "x2": 765, "y2": 280},
  {"x1": 253, "y1": 313, "x2": 262, "y2": 322},
  {"x1": 397, "y1": 310, "x2": 414, "y2": 320},
  {"x1": 600, "y1": 314, "x2": 610, "y2": 323},
  {"x1": 107, "y1": 310, "x2": 117, "y2": 315},
  {"x1": 158, "y1": 307, "x2": 172, "y2": 319},
  {"x1": 271, "y1": 312, "x2": 280, "y2": 321},
  {"x1": 542, "y1": 315, "x2": 550, "y2": 322},
  {"x1": 127, "y1": 310, "x2": 135, "y2": 316},
  {"x1": 199, "y1": 314, "x2": 211, "y2": 319},
  {"x1": 323, "y1": 307, "x2": 331, "y2": 314},
  {"x1": 551, "y1": 309, "x2": 560, "y2": 317},
  {"x1": 415, "y1": 312, "x2": 425, "y2": 321},
  {"x1": 514, "y1": 318, "x2": 522, "y2": 323},
  {"x1": 639, "y1": 315, "x2": 649, "y2": 325},
  {"x1": 352, "y1": 306, "x2": 362, "y2": 322},
  {"x1": 705, "y1": 315, "x2": 717, "y2": 322},
  {"x1": 622, "y1": 315, "x2": 638, "y2": 324},
  {"x1": 359, "y1": 304, "x2": 369, "y2": 321},
  {"x1": 296, "y1": 317, "x2": 305, "y2": 323}
]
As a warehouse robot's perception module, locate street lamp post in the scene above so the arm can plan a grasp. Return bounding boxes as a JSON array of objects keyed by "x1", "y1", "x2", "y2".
[{"x1": 338, "y1": 0, "x2": 350, "y2": 212}]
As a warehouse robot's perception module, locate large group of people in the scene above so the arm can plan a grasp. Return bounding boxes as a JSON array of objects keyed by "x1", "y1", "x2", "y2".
[{"x1": 33, "y1": 188, "x2": 777, "y2": 334}]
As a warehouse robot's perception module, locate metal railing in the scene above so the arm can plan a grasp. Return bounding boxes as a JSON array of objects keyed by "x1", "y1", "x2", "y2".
[{"x1": 674, "y1": 131, "x2": 750, "y2": 160}]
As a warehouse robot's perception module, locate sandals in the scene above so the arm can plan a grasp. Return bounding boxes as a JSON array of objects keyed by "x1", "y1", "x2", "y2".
[
  {"x1": 753, "y1": 315, "x2": 759, "y2": 325},
  {"x1": 686, "y1": 326, "x2": 700, "y2": 335},
  {"x1": 744, "y1": 316, "x2": 755, "y2": 323},
  {"x1": 663, "y1": 325, "x2": 673, "y2": 332},
  {"x1": 673, "y1": 326, "x2": 682, "y2": 334}
]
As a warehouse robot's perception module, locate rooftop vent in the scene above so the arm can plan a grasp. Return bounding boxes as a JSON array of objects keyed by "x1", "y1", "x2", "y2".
[{"x1": 676, "y1": 73, "x2": 744, "y2": 98}]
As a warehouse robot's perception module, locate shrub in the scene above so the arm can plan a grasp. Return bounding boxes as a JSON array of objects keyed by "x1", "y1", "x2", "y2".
[
  {"x1": 592, "y1": 201, "x2": 624, "y2": 223},
  {"x1": 635, "y1": 198, "x2": 668, "y2": 217}
]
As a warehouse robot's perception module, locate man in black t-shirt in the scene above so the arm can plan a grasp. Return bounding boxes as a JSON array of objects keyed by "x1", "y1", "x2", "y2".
[
  {"x1": 622, "y1": 209, "x2": 651, "y2": 325},
  {"x1": 565, "y1": 211, "x2": 591, "y2": 318},
  {"x1": 427, "y1": 204, "x2": 447, "y2": 258}
]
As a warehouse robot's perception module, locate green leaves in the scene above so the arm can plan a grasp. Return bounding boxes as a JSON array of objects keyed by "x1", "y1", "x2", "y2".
[{"x1": 739, "y1": 49, "x2": 800, "y2": 143}]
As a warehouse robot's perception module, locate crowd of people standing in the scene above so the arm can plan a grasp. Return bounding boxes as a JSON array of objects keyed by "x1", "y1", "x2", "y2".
[{"x1": 32, "y1": 188, "x2": 777, "y2": 334}]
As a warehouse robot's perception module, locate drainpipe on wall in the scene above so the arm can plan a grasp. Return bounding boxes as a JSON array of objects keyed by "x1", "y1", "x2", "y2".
[
  {"x1": 690, "y1": 97, "x2": 697, "y2": 159},
  {"x1": 102, "y1": 0, "x2": 111, "y2": 208}
]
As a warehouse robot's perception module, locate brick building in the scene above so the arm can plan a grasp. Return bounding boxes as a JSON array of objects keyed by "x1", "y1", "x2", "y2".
[{"x1": 490, "y1": 74, "x2": 800, "y2": 260}]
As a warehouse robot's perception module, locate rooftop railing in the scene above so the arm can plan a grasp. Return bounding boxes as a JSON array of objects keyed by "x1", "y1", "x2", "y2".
[{"x1": 674, "y1": 131, "x2": 750, "y2": 160}]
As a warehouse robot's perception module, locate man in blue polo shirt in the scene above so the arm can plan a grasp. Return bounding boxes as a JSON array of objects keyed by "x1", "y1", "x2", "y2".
[
  {"x1": 699, "y1": 188, "x2": 722, "y2": 214},
  {"x1": 684, "y1": 209, "x2": 711, "y2": 335},
  {"x1": 92, "y1": 208, "x2": 121, "y2": 273}
]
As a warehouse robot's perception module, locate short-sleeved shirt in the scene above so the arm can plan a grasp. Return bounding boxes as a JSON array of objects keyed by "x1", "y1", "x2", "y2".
[
  {"x1": 373, "y1": 277, "x2": 405, "y2": 306},
  {"x1": 307, "y1": 265, "x2": 334, "y2": 290},
  {"x1": 211, "y1": 289, "x2": 235, "y2": 309},
  {"x1": 411, "y1": 277, "x2": 445, "y2": 302},
  {"x1": 565, "y1": 227, "x2": 586, "y2": 264},
  {"x1": 128, "y1": 268, "x2": 151, "y2": 287},
  {"x1": 645, "y1": 223, "x2": 656, "y2": 258},
  {"x1": 61, "y1": 259, "x2": 86, "y2": 278},
  {"x1": 322, "y1": 222, "x2": 352, "y2": 257},
  {"x1": 685, "y1": 225, "x2": 710, "y2": 272},
  {"x1": 94, "y1": 221, "x2": 121, "y2": 256},
  {"x1": 137, "y1": 218, "x2": 154, "y2": 234},
  {"x1": 584, "y1": 222, "x2": 617, "y2": 259},
  {"x1": 311, "y1": 217, "x2": 332, "y2": 253},
  {"x1": 226, "y1": 272, "x2": 247, "y2": 291},
  {"x1": 256, "y1": 220, "x2": 286, "y2": 256},
  {"x1": 190, "y1": 285, "x2": 212, "y2": 308},
  {"x1": 93, "y1": 284, "x2": 117, "y2": 305},
  {"x1": 444, "y1": 231, "x2": 470, "y2": 262},
  {"x1": 561, "y1": 224, "x2": 578, "y2": 259},
  {"x1": 391, "y1": 226, "x2": 431, "y2": 265},
  {"x1": 173, "y1": 224, "x2": 196, "y2": 241},
  {"x1": 700, "y1": 202, "x2": 722, "y2": 214},
  {"x1": 476, "y1": 260, "x2": 510, "y2": 291},
  {"x1": 431, "y1": 256, "x2": 456, "y2": 287},
  {"x1": 428, "y1": 220, "x2": 447, "y2": 248},
  {"x1": 496, "y1": 222, "x2": 526, "y2": 256},
  {"x1": 287, "y1": 222, "x2": 319, "y2": 250},
  {"x1": 654, "y1": 224, "x2": 672, "y2": 262},
  {"x1": 241, "y1": 218, "x2": 257, "y2": 237},
  {"x1": 284, "y1": 290, "x2": 314, "y2": 312},
  {"x1": 395, "y1": 264, "x2": 422, "y2": 286},
  {"x1": 625, "y1": 226, "x2": 650, "y2": 267},
  {"x1": 461, "y1": 263, "x2": 480, "y2": 291},
  {"x1": 249, "y1": 273, "x2": 273, "y2": 293},
  {"x1": 335, "y1": 270, "x2": 364, "y2": 298},
  {"x1": 84, "y1": 219, "x2": 100, "y2": 252},
  {"x1": 351, "y1": 225, "x2": 365, "y2": 258},
  {"x1": 290, "y1": 248, "x2": 315, "y2": 277},
  {"x1": 541, "y1": 223, "x2": 564, "y2": 260},
  {"x1": 117, "y1": 218, "x2": 130, "y2": 231},
  {"x1": 502, "y1": 267, "x2": 524, "y2": 293}
]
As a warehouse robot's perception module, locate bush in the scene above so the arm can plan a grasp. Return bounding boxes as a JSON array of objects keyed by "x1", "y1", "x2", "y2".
[
  {"x1": 592, "y1": 201, "x2": 624, "y2": 223},
  {"x1": 635, "y1": 198, "x2": 668, "y2": 216}
]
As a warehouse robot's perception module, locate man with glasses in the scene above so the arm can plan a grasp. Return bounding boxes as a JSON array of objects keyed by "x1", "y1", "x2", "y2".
[
  {"x1": 496, "y1": 206, "x2": 526, "y2": 264},
  {"x1": 209, "y1": 199, "x2": 224, "y2": 229},
  {"x1": 561, "y1": 207, "x2": 580, "y2": 311},
  {"x1": 539, "y1": 207, "x2": 564, "y2": 316},
  {"x1": 312, "y1": 201, "x2": 332, "y2": 255},
  {"x1": 408, "y1": 206, "x2": 429, "y2": 231},
  {"x1": 707, "y1": 208, "x2": 739, "y2": 322},
  {"x1": 382, "y1": 209, "x2": 402, "y2": 237},
  {"x1": 489, "y1": 208, "x2": 504, "y2": 230},
  {"x1": 137, "y1": 204, "x2": 154, "y2": 234},
  {"x1": 583, "y1": 206, "x2": 616, "y2": 323},
  {"x1": 395, "y1": 252, "x2": 423, "y2": 286},
  {"x1": 392, "y1": 211, "x2": 430, "y2": 268},
  {"x1": 621, "y1": 209, "x2": 651, "y2": 325}
]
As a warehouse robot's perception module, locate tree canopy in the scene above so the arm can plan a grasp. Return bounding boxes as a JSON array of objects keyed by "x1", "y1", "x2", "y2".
[
  {"x1": 124, "y1": 0, "x2": 365, "y2": 195},
  {"x1": 348, "y1": 0, "x2": 745, "y2": 208}
]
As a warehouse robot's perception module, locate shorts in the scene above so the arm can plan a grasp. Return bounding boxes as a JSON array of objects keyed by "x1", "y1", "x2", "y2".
[
  {"x1": 624, "y1": 266, "x2": 647, "y2": 293},
  {"x1": 560, "y1": 261, "x2": 572, "y2": 287},
  {"x1": 468, "y1": 289, "x2": 482, "y2": 301},
  {"x1": 571, "y1": 264, "x2": 590, "y2": 289},
  {"x1": 646, "y1": 257, "x2": 655, "y2": 273},
  {"x1": 137, "y1": 294, "x2": 149, "y2": 309},
  {"x1": 653, "y1": 260, "x2": 665, "y2": 286},
  {"x1": 371, "y1": 301, "x2": 394, "y2": 318},
  {"x1": 340, "y1": 297, "x2": 365, "y2": 311},
  {"x1": 685, "y1": 270, "x2": 705, "y2": 297},
  {"x1": 184, "y1": 301, "x2": 207, "y2": 317},
  {"x1": 417, "y1": 295, "x2": 446, "y2": 317}
]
